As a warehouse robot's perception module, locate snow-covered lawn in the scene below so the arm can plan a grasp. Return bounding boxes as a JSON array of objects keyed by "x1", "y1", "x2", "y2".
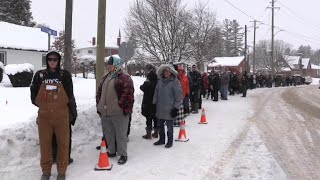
[{"x1": 0, "y1": 74, "x2": 285, "y2": 179}]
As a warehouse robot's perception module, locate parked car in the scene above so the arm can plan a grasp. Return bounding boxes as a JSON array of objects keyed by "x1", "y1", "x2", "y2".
[{"x1": 304, "y1": 76, "x2": 312, "y2": 85}]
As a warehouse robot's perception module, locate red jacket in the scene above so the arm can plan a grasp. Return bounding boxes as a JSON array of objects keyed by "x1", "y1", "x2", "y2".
[
  {"x1": 202, "y1": 73, "x2": 209, "y2": 90},
  {"x1": 179, "y1": 72, "x2": 190, "y2": 98}
]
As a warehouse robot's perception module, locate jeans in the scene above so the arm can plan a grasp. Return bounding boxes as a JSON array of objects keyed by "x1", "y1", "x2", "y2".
[
  {"x1": 146, "y1": 115, "x2": 158, "y2": 130},
  {"x1": 220, "y1": 85, "x2": 229, "y2": 99},
  {"x1": 159, "y1": 119, "x2": 173, "y2": 144}
]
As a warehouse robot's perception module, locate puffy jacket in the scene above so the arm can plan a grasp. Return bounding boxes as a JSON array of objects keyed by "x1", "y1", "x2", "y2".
[
  {"x1": 178, "y1": 72, "x2": 190, "y2": 98},
  {"x1": 96, "y1": 71, "x2": 135, "y2": 115}
]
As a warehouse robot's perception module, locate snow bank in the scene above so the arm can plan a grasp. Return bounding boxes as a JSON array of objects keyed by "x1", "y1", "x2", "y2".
[
  {"x1": 312, "y1": 78, "x2": 320, "y2": 85},
  {"x1": 5, "y1": 63, "x2": 34, "y2": 75}
]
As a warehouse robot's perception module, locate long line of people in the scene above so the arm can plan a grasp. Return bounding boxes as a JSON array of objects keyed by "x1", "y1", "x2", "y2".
[{"x1": 31, "y1": 52, "x2": 252, "y2": 180}]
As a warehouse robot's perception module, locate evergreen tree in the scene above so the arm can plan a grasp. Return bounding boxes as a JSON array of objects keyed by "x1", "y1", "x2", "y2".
[
  {"x1": 52, "y1": 31, "x2": 78, "y2": 73},
  {"x1": 222, "y1": 19, "x2": 233, "y2": 56},
  {"x1": 0, "y1": 0, "x2": 36, "y2": 27},
  {"x1": 230, "y1": 20, "x2": 244, "y2": 56}
]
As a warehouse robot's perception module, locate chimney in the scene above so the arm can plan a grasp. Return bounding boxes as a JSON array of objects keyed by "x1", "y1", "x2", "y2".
[
  {"x1": 117, "y1": 29, "x2": 121, "y2": 46},
  {"x1": 92, "y1": 37, "x2": 96, "y2": 46}
]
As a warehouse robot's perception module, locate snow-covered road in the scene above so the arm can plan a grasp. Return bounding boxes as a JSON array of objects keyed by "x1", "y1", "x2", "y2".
[{"x1": 207, "y1": 85, "x2": 320, "y2": 180}]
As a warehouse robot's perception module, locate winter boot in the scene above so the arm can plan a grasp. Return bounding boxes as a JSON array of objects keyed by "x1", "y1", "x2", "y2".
[
  {"x1": 165, "y1": 132, "x2": 173, "y2": 148},
  {"x1": 41, "y1": 173, "x2": 51, "y2": 180},
  {"x1": 154, "y1": 131, "x2": 165, "y2": 145},
  {"x1": 142, "y1": 129, "x2": 152, "y2": 139},
  {"x1": 56, "y1": 174, "x2": 65, "y2": 180},
  {"x1": 152, "y1": 129, "x2": 159, "y2": 138}
]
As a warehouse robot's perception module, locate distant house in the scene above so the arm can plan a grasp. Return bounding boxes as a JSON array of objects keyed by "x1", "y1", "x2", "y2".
[
  {"x1": 311, "y1": 64, "x2": 320, "y2": 77},
  {"x1": 0, "y1": 22, "x2": 48, "y2": 72},
  {"x1": 207, "y1": 56, "x2": 246, "y2": 74},
  {"x1": 282, "y1": 55, "x2": 312, "y2": 76},
  {"x1": 75, "y1": 37, "x2": 119, "y2": 58}
]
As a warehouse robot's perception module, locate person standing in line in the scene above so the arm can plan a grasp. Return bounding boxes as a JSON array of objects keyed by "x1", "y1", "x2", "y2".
[
  {"x1": 140, "y1": 65, "x2": 158, "y2": 139},
  {"x1": 96, "y1": 56, "x2": 134, "y2": 165},
  {"x1": 30, "y1": 51, "x2": 77, "y2": 180},
  {"x1": 153, "y1": 64, "x2": 183, "y2": 148}
]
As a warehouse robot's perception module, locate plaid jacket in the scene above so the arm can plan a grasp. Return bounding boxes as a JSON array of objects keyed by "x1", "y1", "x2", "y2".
[{"x1": 96, "y1": 71, "x2": 135, "y2": 114}]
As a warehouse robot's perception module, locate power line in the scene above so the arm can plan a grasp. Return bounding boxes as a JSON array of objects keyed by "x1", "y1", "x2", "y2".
[
  {"x1": 277, "y1": 0, "x2": 320, "y2": 30},
  {"x1": 223, "y1": 0, "x2": 257, "y2": 21}
]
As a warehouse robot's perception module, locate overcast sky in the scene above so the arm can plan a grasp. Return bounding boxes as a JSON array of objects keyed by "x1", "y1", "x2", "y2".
[{"x1": 30, "y1": 0, "x2": 320, "y2": 50}]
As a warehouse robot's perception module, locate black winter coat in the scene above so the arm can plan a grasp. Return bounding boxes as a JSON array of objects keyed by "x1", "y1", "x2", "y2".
[
  {"x1": 140, "y1": 70, "x2": 157, "y2": 117},
  {"x1": 30, "y1": 69, "x2": 78, "y2": 125}
]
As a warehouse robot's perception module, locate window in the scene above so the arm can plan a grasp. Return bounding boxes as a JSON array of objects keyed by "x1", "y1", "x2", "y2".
[
  {"x1": 0, "y1": 51, "x2": 6, "y2": 65},
  {"x1": 42, "y1": 54, "x2": 47, "y2": 67},
  {"x1": 88, "y1": 50, "x2": 93, "y2": 54}
]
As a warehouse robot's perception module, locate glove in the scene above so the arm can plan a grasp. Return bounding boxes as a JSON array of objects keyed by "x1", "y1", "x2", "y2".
[
  {"x1": 70, "y1": 118, "x2": 76, "y2": 126},
  {"x1": 170, "y1": 108, "x2": 179, "y2": 118}
]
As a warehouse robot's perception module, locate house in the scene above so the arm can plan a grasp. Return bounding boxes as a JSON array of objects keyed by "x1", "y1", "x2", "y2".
[
  {"x1": 75, "y1": 37, "x2": 119, "y2": 58},
  {"x1": 207, "y1": 56, "x2": 246, "y2": 74},
  {"x1": 311, "y1": 64, "x2": 320, "y2": 78},
  {"x1": 282, "y1": 55, "x2": 312, "y2": 76},
  {"x1": 0, "y1": 22, "x2": 48, "y2": 72}
]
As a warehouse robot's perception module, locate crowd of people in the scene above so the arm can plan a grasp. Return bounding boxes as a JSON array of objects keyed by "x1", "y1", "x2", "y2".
[{"x1": 33, "y1": 52, "x2": 305, "y2": 179}]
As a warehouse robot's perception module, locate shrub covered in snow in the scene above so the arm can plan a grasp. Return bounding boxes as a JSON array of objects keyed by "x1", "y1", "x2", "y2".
[
  {"x1": 5, "y1": 63, "x2": 34, "y2": 87},
  {"x1": 0, "y1": 62, "x2": 3, "y2": 83}
]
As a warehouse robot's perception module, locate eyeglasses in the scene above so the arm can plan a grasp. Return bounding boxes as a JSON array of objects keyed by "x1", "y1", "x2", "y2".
[{"x1": 48, "y1": 58, "x2": 59, "y2": 62}]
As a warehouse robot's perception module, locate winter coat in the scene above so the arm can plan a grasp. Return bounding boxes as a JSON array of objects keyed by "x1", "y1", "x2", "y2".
[
  {"x1": 202, "y1": 73, "x2": 209, "y2": 90},
  {"x1": 30, "y1": 51, "x2": 77, "y2": 125},
  {"x1": 220, "y1": 72, "x2": 230, "y2": 86},
  {"x1": 96, "y1": 70, "x2": 135, "y2": 115},
  {"x1": 241, "y1": 74, "x2": 248, "y2": 86},
  {"x1": 140, "y1": 69, "x2": 158, "y2": 117},
  {"x1": 210, "y1": 73, "x2": 221, "y2": 91},
  {"x1": 178, "y1": 71, "x2": 190, "y2": 98},
  {"x1": 153, "y1": 64, "x2": 183, "y2": 121},
  {"x1": 189, "y1": 70, "x2": 202, "y2": 91}
]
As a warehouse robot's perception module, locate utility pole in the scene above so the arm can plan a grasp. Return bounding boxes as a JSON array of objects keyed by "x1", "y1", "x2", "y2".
[
  {"x1": 267, "y1": 0, "x2": 279, "y2": 76},
  {"x1": 250, "y1": 20, "x2": 259, "y2": 74},
  {"x1": 64, "y1": 0, "x2": 73, "y2": 72},
  {"x1": 96, "y1": 0, "x2": 107, "y2": 89},
  {"x1": 244, "y1": 25, "x2": 248, "y2": 72}
]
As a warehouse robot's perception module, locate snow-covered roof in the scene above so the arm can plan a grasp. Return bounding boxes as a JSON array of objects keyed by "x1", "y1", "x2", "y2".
[
  {"x1": 281, "y1": 67, "x2": 292, "y2": 72},
  {"x1": 0, "y1": 22, "x2": 48, "y2": 51},
  {"x1": 208, "y1": 56, "x2": 244, "y2": 67},
  {"x1": 301, "y1": 58, "x2": 310, "y2": 69},
  {"x1": 311, "y1": 64, "x2": 320, "y2": 70},
  {"x1": 5, "y1": 63, "x2": 34, "y2": 75},
  {"x1": 283, "y1": 55, "x2": 300, "y2": 69}
]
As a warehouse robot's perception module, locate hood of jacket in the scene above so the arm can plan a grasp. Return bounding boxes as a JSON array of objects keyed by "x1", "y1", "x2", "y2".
[
  {"x1": 157, "y1": 64, "x2": 178, "y2": 79},
  {"x1": 46, "y1": 50, "x2": 62, "y2": 70}
]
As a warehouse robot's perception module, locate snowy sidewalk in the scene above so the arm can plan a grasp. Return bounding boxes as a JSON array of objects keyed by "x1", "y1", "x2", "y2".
[{"x1": 1, "y1": 76, "x2": 253, "y2": 180}]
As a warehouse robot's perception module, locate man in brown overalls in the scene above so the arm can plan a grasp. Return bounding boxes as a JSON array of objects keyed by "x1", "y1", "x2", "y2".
[{"x1": 31, "y1": 51, "x2": 77, "y2": 180}]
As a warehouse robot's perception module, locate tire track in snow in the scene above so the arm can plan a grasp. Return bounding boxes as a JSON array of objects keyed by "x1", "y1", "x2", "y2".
[{"x1": 204, "y1": 88, "x2": 283, "y2": 179}]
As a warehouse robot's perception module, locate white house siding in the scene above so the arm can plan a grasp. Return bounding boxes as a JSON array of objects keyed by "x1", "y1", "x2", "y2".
[
  {"x1": 75, "y1": 47, "x2": 97, "y2": 57},
  {"x1": 1, "y1": 49, "x2": 47, "y2": 72}
]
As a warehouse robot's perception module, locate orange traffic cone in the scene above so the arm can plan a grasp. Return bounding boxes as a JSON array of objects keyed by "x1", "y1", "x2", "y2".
[
  {"x1": 199, "y1": 108, "x2": 208, "y2": 124},
  {"x1": 94, "y1": 140, "x2": 113, "y2": 171},
  {"x1": 175, "y1": 121, "x2": 189, "y2": 142}
]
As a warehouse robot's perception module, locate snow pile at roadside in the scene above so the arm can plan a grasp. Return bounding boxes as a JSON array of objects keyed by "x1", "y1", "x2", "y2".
[
  {"x1": 219, "y1": 126, "x2": 287, "y2": 180},
  {"x1": 5, "y1": 63, "x2": 34, "y2": 75},
  {"x1": 312, "y1": 78, "x2": 320, "y2": 85}
]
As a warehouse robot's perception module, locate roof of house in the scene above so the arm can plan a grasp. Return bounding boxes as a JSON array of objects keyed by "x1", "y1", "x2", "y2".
[
  {"x1": 283, "y1": 55, "x2": 300, "y2": 69},
  {"x1": 208, "y1": 56, "x2": 245, "y2": 67},
  {"x1": 311, "y1": 64, "x2": 320, "y2": 70},
  {"x1": 0, "y1": 22, "x2": 48, "y2": 51},
  {"x1": 301, "y1": 58, "x2": 310, "y2": 69}
]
